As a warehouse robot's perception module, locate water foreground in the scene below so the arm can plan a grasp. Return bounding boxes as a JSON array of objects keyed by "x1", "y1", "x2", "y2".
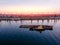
[{"x1": 0, "y1": 19, "x2": 60, "y2": 45}]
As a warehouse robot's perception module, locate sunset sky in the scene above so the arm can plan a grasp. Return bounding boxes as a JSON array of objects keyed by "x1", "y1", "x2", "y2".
[{"x1": 0, "y1": 0, "x2": 60, "y2": 14}]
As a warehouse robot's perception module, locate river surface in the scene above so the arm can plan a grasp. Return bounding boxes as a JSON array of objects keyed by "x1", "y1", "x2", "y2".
[{"x1": 0, "y1": 19, "x2": 60, "y2": 45}]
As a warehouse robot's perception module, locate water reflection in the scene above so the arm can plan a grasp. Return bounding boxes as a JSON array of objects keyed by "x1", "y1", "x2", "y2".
[
  {"x1": 30, "y1": 29, "x2": 53, "y2": 33},
  {"x1": 0, "y1": 19, "x2": 58, "y2": 24},
  {"x1": 20, "y1": 19, "x2": 58, "y2": 24},
  {"x1": 0, "y1": 19, "x2": 60, "y2": 45}
]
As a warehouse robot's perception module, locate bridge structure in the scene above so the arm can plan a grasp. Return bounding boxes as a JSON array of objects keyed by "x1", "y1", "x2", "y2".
[{"x1": 0, "y1": 14, "x2": 60, "y2": 20}]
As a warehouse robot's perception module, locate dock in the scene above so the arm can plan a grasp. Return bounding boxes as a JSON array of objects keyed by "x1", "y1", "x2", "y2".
[{"x1": 19, "y1": 25, "x2": 53, "y2": 30}]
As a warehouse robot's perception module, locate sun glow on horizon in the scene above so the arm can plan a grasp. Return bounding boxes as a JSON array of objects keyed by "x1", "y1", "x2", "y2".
[
  {"x1": 0, "y1": 6, "x2": 60, "y2": 14},
  {"x1": 0, "y1": 0, "x2": 60, "y2": 15}
]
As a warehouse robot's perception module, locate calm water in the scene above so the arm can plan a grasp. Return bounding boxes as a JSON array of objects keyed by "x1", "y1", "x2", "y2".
[{"x1": 0, "y1": 19, "x2": 60, "y2": 45}]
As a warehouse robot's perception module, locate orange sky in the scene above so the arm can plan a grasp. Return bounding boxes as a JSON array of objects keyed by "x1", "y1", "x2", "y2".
[
  {"x1": 0, "y1": 6, "x2": 60, "y2": 14},
  {"x1": 0, "y1": 0, "x2": 60, "y2": 15}
]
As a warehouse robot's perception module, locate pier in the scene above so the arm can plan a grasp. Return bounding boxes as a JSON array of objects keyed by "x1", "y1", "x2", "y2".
[{"x1": 0, "y1": 14, "x2": 60, "y2": 20}]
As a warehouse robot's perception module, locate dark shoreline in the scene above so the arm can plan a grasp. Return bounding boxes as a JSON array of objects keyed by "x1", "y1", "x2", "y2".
[{"x1": 0, "y1": 18, "x2": 60, "y2": 21}]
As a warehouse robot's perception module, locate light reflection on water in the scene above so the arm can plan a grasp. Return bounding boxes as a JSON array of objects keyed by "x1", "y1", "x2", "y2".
[{"x1": 0, "y1": 19, "x2": 60, "y2": 45}]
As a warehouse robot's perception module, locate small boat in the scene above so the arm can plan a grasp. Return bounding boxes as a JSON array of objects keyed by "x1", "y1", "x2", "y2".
[{"x1": 30, "y1": 25, "x2": 44, "y2": 30}]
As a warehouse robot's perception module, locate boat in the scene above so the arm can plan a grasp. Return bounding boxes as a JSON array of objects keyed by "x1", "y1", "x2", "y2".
[{"x1": 19, "y1": 25, "x2": 53, "y2": 30}]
